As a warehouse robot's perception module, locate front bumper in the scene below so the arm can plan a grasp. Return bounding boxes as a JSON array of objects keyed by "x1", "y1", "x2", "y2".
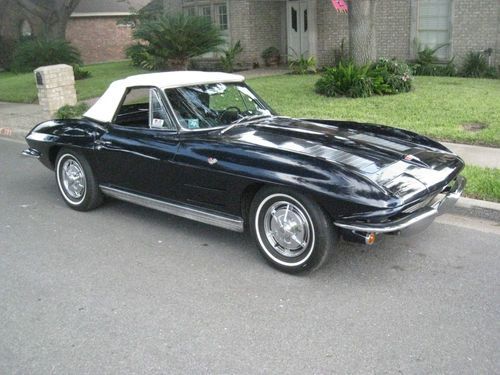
[
  {"x1": 334, "y1": 175, "x2": 466, "y2": 236},
  {"x1": 22, "y1": 148, "x2": 41, "y2": 159}
]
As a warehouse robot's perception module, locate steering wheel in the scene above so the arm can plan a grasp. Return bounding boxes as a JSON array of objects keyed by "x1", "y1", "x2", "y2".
[{"x1": 217, "y1": 106, "x2": 242, "y2": 122}]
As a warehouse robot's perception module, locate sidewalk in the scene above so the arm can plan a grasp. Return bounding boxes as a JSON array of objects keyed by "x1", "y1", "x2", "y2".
[
  {"x1": 0, "y1": 100, "x2": 499, "y2": 170},
  {"x1": 0, "y1": 101, "x2": 48, "y2": 139}
]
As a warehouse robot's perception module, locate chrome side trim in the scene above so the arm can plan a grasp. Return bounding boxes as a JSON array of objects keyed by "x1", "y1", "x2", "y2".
[
  {"x1": 99, "y1": 185, "x2": 244, "y2": 232},
  {"x1": 22, "y1": 148, "x2": 41, "y2": 159}
]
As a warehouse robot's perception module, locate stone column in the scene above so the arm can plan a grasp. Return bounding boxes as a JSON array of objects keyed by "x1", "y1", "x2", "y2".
[{"x1": 34, "y1": 64, "x2": 77, "y2": 117}]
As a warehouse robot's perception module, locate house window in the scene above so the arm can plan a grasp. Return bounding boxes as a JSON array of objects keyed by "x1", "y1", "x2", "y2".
[
  {"x1": 20, "y1": 19, "x2": 32, "y2": 37},
  {"x1": 417, "y1": 0, "x2": 452, "y2": 60},
  {"x1": 183, "y1": 1, "x2": 229, "y2": 32},
  {"x1": 184, "y1": 6, "x2": 196, "y2": 17},
  {"x1": 216, "y1": 4, "x2": 228, "y2": 31},
  {"x1": 200, "y1": 6, "x2": 211, "y2": 20}
]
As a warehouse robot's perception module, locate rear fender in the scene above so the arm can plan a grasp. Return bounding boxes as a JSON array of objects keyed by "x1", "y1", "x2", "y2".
[{"x1": 25, "y1": 119, "x2": 105, "y2": 169}]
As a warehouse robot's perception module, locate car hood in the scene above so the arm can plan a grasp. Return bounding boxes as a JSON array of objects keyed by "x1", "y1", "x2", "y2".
[{"x1": 226, "y1": 117, "x2": 464, "y2": 202}]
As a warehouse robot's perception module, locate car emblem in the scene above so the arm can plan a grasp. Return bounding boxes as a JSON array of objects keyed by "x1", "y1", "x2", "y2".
[
  {"x1": 208, "y1": 157, "x2": 218, "y2": 165},
  {"x1": 404, "y1": 154, "x2": 415, "y2": 161}
]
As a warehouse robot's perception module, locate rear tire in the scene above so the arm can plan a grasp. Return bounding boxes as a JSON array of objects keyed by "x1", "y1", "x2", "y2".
[
  {"x1": 55, "y1": 148, "x2": 102, "y2": 211},
  {"x1": 249, "y1": 187, "x2": 336, "y2": 273}
]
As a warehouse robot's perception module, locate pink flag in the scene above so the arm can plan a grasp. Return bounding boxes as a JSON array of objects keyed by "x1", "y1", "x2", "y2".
[{"x1": 331, "y1": 0, "x2": 348, "y2": 13}]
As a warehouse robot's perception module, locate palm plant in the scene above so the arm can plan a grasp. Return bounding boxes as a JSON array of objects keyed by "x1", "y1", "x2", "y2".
[{"x1": 127, "y1": 13, "x2": 224, "y2": 70}]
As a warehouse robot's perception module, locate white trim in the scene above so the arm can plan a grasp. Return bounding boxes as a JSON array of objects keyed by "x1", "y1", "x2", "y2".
[
  {"x1": 56, "y1": 154, "x2": 87, "y2": 206},
  {"x1": 71, "y1": 12, "x2": 133, "y2": 18},
  {"x1": 84, "y1": 71, "x2": 245, "y2": 123}
]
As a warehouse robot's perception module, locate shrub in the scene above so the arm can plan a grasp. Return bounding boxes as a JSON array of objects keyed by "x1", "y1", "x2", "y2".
[
  {"x1": 315, "y1": 62, "x2": 375, "y2": 98},
  {"x1": 72, "y1": 64, "x2": 91, "y2": 80},
  {"x1": 261, "y1": 47, "x2": 280, "y2": 66},
  {"x1": 412, "y1": 43, "x2": 456, "y2": 77},
  {"x1": 0, "y1": 36, "x2": 17, "y2": 69},
  {"x1": 10, "y1": 38, "x2": 82, "y2": 73},
  {"x1": 315, "y1": 59, "x2": 413, "y2": 98},
  {"x1": 220, "y1": 40, "x2": 243, "y2": 73},
  {"x1": 370, "y1": 58, "x2": 413, "y2": 94},
  {"x1": 55, "y1": 103, "x2": 89, "y2": 120},
  {"x1": 289, "y1": 52, "x2": 317, "y2": 74},
  {"x1": 127, "y1": 13, "x2": 224, "y2": 70},
  {"x1": 330, "y1": 38, "x2": 348, "y2": 67},
  {"x1": 126, "y1": 43, "x2": 163, "y2": 70},
  {"x1": 460, "y1": 51, "x2": 498, "y2": 78}
]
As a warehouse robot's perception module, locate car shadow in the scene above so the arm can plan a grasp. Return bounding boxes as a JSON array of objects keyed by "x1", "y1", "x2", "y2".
[{"x1": 98, "y1": 198, "x2": 417, "y2": 281}]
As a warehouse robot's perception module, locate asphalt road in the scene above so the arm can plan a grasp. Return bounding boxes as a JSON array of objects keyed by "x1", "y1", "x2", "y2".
[{"x1": 1, "y1": 138, "x2": 499, "y2": 374}]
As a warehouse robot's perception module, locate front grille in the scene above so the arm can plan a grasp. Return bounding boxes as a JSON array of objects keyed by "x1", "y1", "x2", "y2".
[
  {"x1": 401, "y1": 177, "x2": 457, "y2": 214},
  {"x1": 402, "y1": 194, "x2": 436, "y2": 213}
]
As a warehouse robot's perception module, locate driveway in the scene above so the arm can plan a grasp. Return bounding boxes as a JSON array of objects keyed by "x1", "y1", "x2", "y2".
[{"x1": 1, "y1": 138, "x2": 499, "y2": 374}]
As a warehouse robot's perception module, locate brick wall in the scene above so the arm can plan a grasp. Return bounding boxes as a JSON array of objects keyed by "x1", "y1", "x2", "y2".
[
  {"x1": 315, "y1": 0, "x2": 499, "y2": 67},
  {"x1": 316, "y1": 1, "x2": 349, "y2": 66},
  {"x1": 248, "y1": 1, "x2": 286, "y2": 65},
  {"x1": 66, "y1": 17, "x2": 134, "y2": 64},
  {"x1": 452, "y1": 0, "x2": 499, "y2": 66},
  {"x1": 375, "y1": 0, "x2": 411, "y2": 61},
  {"x1": 167, "y1": 0, "x2": 499, "y2": 68}
]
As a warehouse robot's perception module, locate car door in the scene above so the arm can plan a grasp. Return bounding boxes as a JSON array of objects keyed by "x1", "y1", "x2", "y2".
[{"x1": 94, "y1": 86, "x2": 181, "y2": 200}]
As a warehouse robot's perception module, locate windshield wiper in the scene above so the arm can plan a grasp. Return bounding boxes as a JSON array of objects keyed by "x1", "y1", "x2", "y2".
[{"x1": 219, "y1": 114, "x2": 271, "y2": 135}]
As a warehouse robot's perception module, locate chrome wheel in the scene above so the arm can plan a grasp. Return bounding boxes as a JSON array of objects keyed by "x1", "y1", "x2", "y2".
[
  {"x1": 263, "y1": 200, "x2": 311, "y2": 258},
  {"x1": 60, "y1": 158, "x2": 86, "y2": 200}
]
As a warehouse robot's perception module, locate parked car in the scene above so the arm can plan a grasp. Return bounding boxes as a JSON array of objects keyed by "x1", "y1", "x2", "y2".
[{"x1": 24, "y1": 71, "x2": 465, "y2": 272}]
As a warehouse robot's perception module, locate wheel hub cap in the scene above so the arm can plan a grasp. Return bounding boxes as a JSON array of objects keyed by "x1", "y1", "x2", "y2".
[
  {"x1": 264, "y1": 201, "x2": 310, "y2": 258},
  {"x1": 61, "y1": 159, "x2": 85, "y2": 199}
]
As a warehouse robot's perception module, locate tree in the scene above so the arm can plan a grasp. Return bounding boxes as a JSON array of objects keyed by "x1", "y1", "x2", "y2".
[
  {"x1": 128, "y1": 13, "x2": 224, "y2": 70},
  {"x1": 347, "y1": 0, "x2": 377, "y2": 65},
  {"x1": 14, "y1": 0, "x2": 81, "y2": 39}
]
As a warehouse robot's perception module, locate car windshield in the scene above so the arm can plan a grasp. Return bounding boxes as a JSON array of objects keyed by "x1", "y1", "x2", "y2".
[{"x1": 164, "y1": 82, "x2": 274, "y2": 130}]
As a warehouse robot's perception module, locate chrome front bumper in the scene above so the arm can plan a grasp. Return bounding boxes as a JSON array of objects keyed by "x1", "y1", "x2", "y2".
[
  {"x1": 22, "y1": 148, "x2": 41, "y2": 159},
  {"x1": 334, "y1": 175, "x2": 466, "y2": 236}
]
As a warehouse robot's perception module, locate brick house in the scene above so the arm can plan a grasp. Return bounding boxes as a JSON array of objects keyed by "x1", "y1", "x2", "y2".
[
  {"x1": 0, "y1": 0, "x2": 149, "y2": 66},
  {"x1": 163, "y1": 0, "x2": 500, "y2": 68},
  {"x1": 66, "y1": 0, "x2": 150, "y2": 63}
]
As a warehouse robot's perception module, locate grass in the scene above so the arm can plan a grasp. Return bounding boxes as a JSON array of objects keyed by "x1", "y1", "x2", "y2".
[
  {"x1": 247, "y1": 75, "x2": 500, "y2": 147},
  {"x1": 0, "y1": 62, "x2": 498, "y2": 201},
  {"x1": 461, "y1": 166, "x2": 500, "y2": 203},
  {"x1": 1, "y1": 63, "x2": 498, "y2": 146},
  {"x1": 0, "y1": 61, "x2": 145, "y2": 104}
]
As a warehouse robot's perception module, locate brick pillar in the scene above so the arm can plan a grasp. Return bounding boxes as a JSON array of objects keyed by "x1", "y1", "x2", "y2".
[{"x1": 34, "y1": 64, "x2": 77, "y2": 117}]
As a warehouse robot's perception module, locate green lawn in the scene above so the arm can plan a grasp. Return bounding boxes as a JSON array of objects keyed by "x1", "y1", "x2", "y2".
[
  {"x1": 461, "y1": 166, "x2": 500, "y2": 203},
  {"x1": 0, "y1": 61, "x2": 145, "y2": 104},
  {"x1": 1, "y1": 62, "x2": 498, "y2": 201},
  {"x1": 248, "y1": 75, "x2": 500, "y2": 147},
  {"x1": 1, "y1": 62, "x2": 499, "y2": 146}
]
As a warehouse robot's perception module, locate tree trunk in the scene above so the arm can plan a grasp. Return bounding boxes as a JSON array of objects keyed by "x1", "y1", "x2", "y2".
[
  {"x1": 46, "y1": 17, "x2": 68, "y2": 39},
  {"x1": 348, "y1": 0, "x2": 377, "y2": 65},
  {"x1": 15, "y1": 0, "x2": 80, "y2": 39}
]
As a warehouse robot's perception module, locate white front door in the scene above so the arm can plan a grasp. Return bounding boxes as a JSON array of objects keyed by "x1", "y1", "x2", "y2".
[{"x1": 287, "y1": 0, "x2": 310, "y2": 58}]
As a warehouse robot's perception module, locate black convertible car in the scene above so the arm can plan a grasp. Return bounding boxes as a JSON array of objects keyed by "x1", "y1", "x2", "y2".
[{"x1": 24, "y1": 72, "x2": 465, "y2": 272}]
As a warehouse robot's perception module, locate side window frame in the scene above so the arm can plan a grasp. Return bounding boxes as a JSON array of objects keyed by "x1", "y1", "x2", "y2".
[{"x1": 112, "y1": 86, "x2": 179, "y2": 133}]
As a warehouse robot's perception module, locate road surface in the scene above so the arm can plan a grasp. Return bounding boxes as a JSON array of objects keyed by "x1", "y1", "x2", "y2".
[{"x1": 1, "y1": 138, "x2": 498, "y2": 374}]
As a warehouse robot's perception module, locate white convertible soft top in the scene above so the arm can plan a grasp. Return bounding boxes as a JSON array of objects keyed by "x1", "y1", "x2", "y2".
[{"x1": 84, "y1": 71, "x2": 245, "y2": 123}]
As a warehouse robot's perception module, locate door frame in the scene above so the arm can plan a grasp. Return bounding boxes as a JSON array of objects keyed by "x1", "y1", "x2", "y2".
[{"x1": 286, "y1": 0, "x2": 317, "y2": 60}]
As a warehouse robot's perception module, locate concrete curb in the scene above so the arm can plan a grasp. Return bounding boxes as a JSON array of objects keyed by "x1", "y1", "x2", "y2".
[
  {"x1": 452, "y1": 197, "x2": 500, "y2": 222},
  {"x1": 0, "y1": 127, "x2": 29, "y2": 142}
]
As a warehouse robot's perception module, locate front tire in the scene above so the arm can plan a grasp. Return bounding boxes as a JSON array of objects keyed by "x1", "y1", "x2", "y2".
[
  {"x1": 249, "y1": 187, "x2": 336, "y2": 273},
  {"x1": 55, "y1": 148, "x2": 102, "y2": 211}
]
